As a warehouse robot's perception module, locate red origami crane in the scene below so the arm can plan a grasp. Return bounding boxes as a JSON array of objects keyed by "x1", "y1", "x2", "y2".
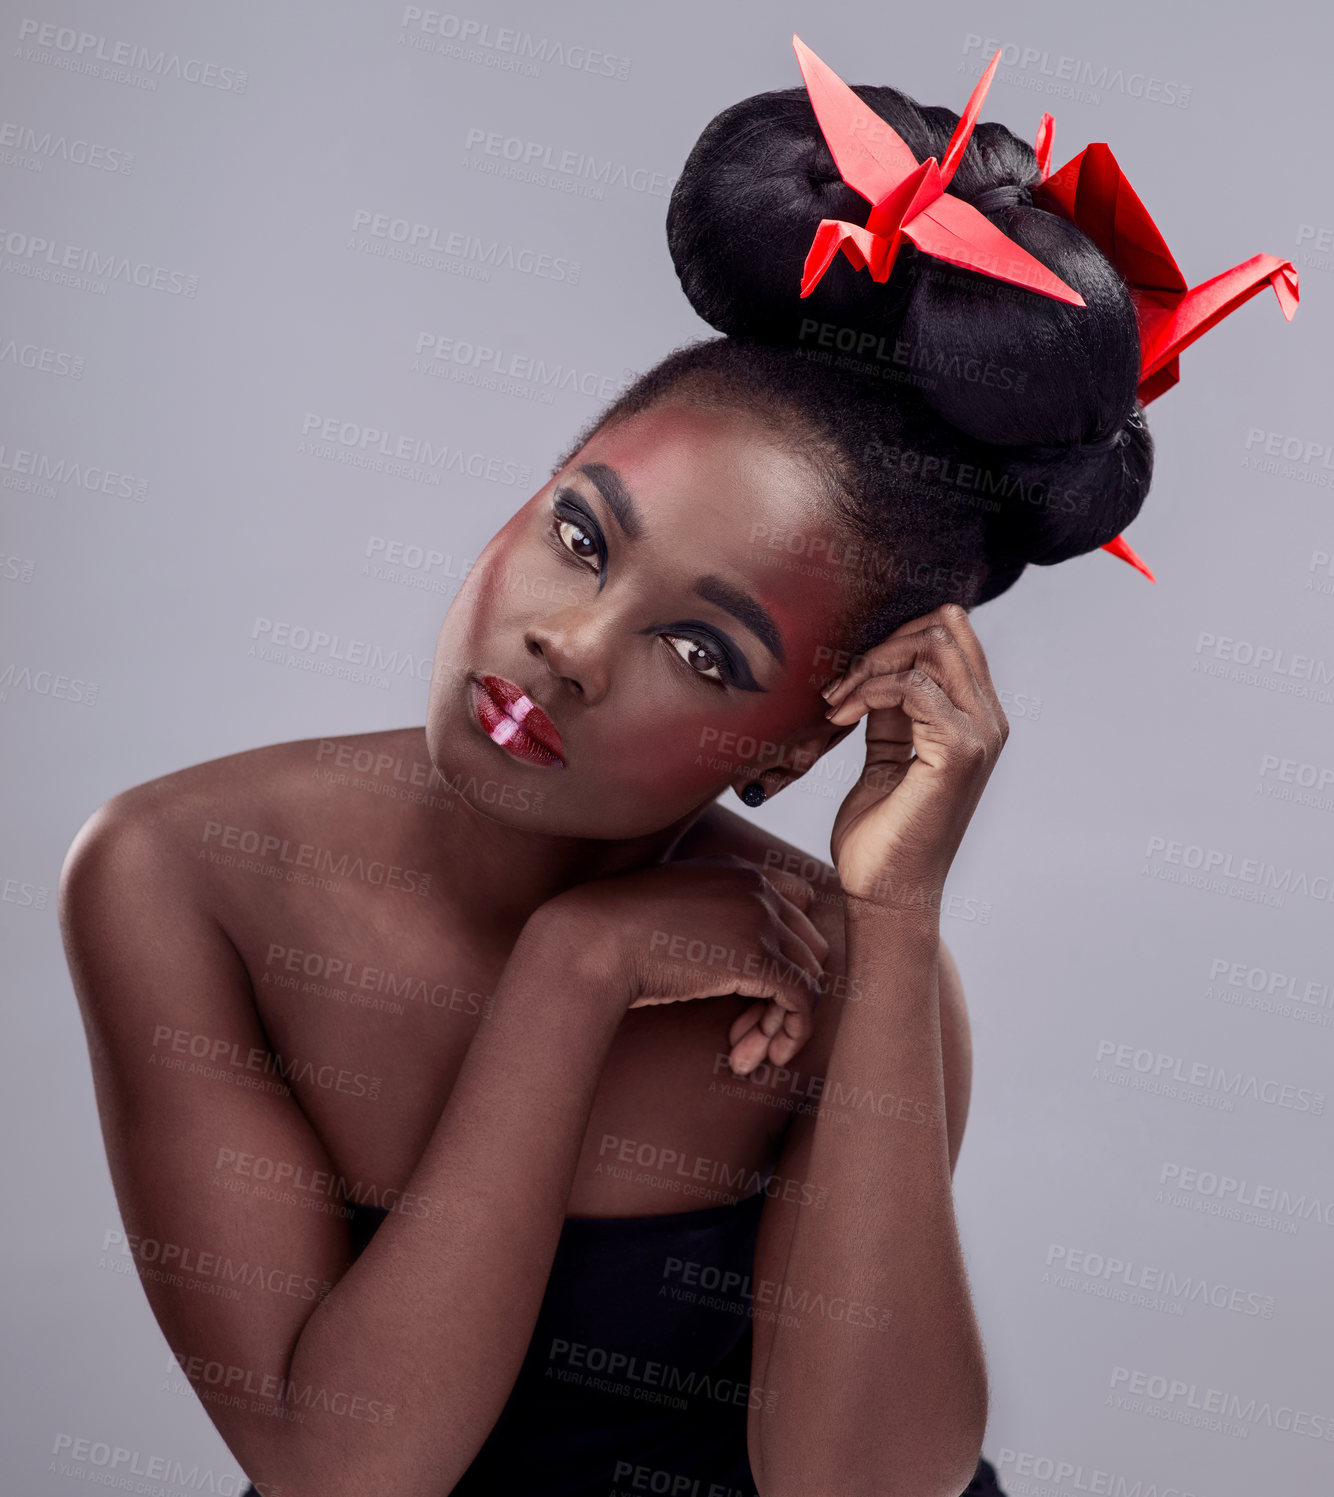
[
  {"x1": 792, "y1": 35, "x2": 1085, "y2": 307},
  {"x1": 1033, "y1": 113, "x2": 1301, "y2": 582}
]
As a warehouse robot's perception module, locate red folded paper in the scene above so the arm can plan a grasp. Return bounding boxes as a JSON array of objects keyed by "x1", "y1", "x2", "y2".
[
  {"x1": 1032, "y1": 114, "x2": 1301, "y2": 581},
  {"x1": 792, "y1": 35, "x2": 1085, "y2": 307},
  {"x1": 788, "y1": 38, "x2": 1299, "y2": 586}
]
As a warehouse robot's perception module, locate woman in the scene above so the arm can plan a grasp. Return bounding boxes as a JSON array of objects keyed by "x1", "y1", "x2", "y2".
[{"x1": 58, "y1": 35, "x2": 1291, "y2": 1497}]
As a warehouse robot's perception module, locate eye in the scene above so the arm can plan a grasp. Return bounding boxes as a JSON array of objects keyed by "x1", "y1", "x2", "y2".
[
  {"x1": 548, "y1": 496, "x2": 604, "y2": 573},
  {"x1": 664, "y1": 633, "x2": 725, "y2": 685}
]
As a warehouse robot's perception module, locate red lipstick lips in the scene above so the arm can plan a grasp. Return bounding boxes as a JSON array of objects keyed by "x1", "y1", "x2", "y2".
[{"x1": 469, "y1": 673, "x2": 566, "y2": 768}]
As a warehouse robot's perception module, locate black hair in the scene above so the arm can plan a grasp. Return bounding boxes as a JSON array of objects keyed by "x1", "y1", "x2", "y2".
[{"x1": 553, "y1": 78, "x2": 1153, "y2": 659}]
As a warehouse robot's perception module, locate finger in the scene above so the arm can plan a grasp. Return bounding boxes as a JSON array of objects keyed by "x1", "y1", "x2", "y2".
[
  {"x1": 827, "y1": 605, "x2": 1001, "y2": 720},
  {"x1": 766, "y1": 888, "x2": 830, "y2": 964},
  {"x1": 825, "y1": 626, "x2": 985, "y2": 722},
  {"x1": 761, "y1": 867, "x2": 816, "y2": 911},
  {"x1": 729, "y1": 1020, "x2": 773, "y2": 1076},
  {"x1": 771, "y1": 927, "x2": 826, "y2": 1005},
  {"x1": 728, "y1": 999, "x2": 766, "y2": 1046},
  {"x1": 766, "y1": 1026, "x2": 807, "y2": 1068},
  {"x1": 825, "y1": 671, "x2": 978, "y2": 760},
  {"x1": 925, "y1": 603, "x2": 999, "y2": 702},
  {"x1": 826, "y1": 644, "x2": 981, "y2": 731},
  {"x1": 823, "y1": 608, "x2": 983, "y2": 701}
]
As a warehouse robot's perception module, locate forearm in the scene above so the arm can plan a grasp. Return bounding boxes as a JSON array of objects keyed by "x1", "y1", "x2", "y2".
[
  {"x1": 755, "y1": 905, "x2": 987, "y2": 1497},
  {"x1": 281, "y1": 904, "x2": 626, "y2": 1495}
]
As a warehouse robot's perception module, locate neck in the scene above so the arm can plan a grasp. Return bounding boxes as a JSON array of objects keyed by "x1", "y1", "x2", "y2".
[{"x1": 412, "y1": 769, "x2": 713, "y2": 939}]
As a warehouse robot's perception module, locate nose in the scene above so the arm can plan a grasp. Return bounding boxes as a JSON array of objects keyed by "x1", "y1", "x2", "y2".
[{"x1": 524, "y1": 609, "x2": 612, "y2": 706}]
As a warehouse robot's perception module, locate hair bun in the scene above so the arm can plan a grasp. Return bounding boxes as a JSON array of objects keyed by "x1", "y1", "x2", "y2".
[
  {"x1": 666, "y1": 86, "x2": 923, "y2": 345},
  {"x1": 978, "y1": 406, "x2": 1154, "y2": 588},
  {"x1": 667, "y1": 79, "x2": 1152, "y2": 583}
]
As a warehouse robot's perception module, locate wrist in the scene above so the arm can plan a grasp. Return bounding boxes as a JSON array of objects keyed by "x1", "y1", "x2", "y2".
[{"x1": 838, "y1": 861, "x2": 950, "y2": 925}]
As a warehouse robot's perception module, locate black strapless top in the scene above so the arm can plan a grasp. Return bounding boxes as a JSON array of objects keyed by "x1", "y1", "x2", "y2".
[
  {"x1": 239, "y1": 1191, "x2": 1008, "y2": 1496},
  {"x1": 441, "y1": 1189, "x2": 765, "y2": 1496}
]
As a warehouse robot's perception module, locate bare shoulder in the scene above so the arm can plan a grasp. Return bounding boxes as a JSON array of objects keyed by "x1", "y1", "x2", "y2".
[{"x1": 59, "y1": 726, "x2": 432, "y2": 927}]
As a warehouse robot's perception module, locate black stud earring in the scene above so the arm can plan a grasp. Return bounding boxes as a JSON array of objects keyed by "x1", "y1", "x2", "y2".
[{"x1": 738, "y1": 780, "x2": 767, "y2": 808}]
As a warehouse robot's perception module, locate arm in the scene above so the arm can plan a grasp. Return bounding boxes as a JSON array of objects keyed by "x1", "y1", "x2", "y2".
[
  {"x1": 747, "y1": 602, "x2": 1007, "y2": 1497},
  {"x1": 747, "y1": 916, "x2": 986, "y2": 1497},
  {"x1": 60, "y1": 792, "x2": 630, "y2": 1497}
]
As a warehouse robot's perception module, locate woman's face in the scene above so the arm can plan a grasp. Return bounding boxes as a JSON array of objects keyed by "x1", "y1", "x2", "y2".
[{"x1": 425, "y1": 400, "x2": 861, "y2": 839}]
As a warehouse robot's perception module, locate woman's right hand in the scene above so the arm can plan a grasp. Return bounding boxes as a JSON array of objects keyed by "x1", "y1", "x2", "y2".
[{"x1": 533, "y1": 854, "x2": 830, "y2": 1074}]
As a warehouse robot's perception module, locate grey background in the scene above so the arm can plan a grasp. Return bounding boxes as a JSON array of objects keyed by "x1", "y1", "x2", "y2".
[{"x1": 3, "y1": 1, "x2": 1331, "y2": 1493}]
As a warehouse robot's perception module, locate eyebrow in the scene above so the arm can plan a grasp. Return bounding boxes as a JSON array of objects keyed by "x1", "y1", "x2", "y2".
[
  {"x1": 694, "y1": 575, "x2": 785, "y2": 664},
  {"x1": 574, "y1": 461, "x2": 786, "y2": 665},
  {"x1": 576, "y1": 462, "x2": 643, "y2": 541}
]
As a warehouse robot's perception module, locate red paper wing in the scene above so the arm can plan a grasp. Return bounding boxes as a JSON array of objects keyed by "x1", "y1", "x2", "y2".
[
  {"x1": 1034, "y1": 113, "x2": 1055, "y2": 182},
  {"x1": 1138, "y1": 356, "x2": 1181, "y2": 405},
  {"x1": 1102, "y1": 534, "x2": 1156, "y2": 582},
  {"x1": 1036, "y1": 144, "x2": 1185, "y2": 300},
  {"x1": 792, "y1": 34, "x2": 920, "y2": 206},
  {"x1": 1139, "y1": 254, "x2": 1301, "y2": 391},
  {"x1": 800, "y1": 219, "x2": 897, "y2": 296},
  {"x1": 940, "y1": 50, "x2": 1002, "y2": 186},
  {"x1": 905, "y1": 193, "x2": 1086, "y2": 305}
]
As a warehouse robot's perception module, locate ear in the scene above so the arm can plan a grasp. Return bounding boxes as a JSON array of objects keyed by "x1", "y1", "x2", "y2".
[{"x1": 730, "y1": 720, "x2": 858, "y2": 804}]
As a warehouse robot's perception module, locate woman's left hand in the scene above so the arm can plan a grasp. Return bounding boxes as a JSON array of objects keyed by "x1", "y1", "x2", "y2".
[{"x1": 823, "y1": 602, "x2": 1009, "y2": 911}]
